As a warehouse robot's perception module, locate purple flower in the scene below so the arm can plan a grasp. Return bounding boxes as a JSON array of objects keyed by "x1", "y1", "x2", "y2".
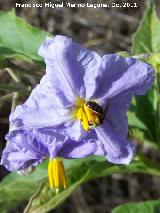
[
  {"x1": 1, "y1": 36, "x2": 154, "y2": 178},
  {"x1": 2, "y1": 129, "x2": 97, "y2": 172}
]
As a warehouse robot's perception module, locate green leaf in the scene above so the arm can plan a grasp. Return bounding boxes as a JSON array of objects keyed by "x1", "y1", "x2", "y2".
[
  {"x1": 1, "y1": 155, "x2": 160, "y2": 213},
  {"x1": 135, "y1": 89, "x2": 157, "y2": 143},
  {"x1": 117, "y1": 51, "x2": 130, "y2": 57},
  {"x1": 0, "y1": 160, "x2": 48, "y2": 186},
  {"x1": 128, "y1": 111, "x2": 148, "y2": 130},
  {"x1": 112, "y1": 200, "x2": 160, "y2": 213},
  {"x1": 148, "y1": 52, "x2": 160, "y2": 72},
  {"x1": 0, "y1": 55, "x2": 8, "y2": 68},
  {"x1": 24, "y1": 156, "x2": 160, "y2": 213},
  {"x1": 0, "y1": 179, "x2": 38, "y2": 213},
  {"x1": 131, "y1": 4, "x2": 160, "y2": 144},
  {"x1": 132, "y1": 4, "x2": 160, "y2": 54},
  {"x1": 0, "y1": 10, "x2": 50, "y2": 64},
  {"x1": 0, "y1": 161, "x2": 48, "y2": 212},
  {"x1": 128, "y1": 111, "x2": 157, "y2": 148}
]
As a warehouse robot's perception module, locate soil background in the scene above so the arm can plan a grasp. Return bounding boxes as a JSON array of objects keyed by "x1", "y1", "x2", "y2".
[{"x1": 0, "y1": 0, "x2": 160, "y2": 213}]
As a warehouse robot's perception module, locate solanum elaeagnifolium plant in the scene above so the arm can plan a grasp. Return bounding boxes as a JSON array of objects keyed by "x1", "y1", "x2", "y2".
[
  {"x1": 1, "y1": 35, "x2": 154, "y2": 189},
  {"x1": 0, "y1": 3, "x2": 160, "y2": 213}
]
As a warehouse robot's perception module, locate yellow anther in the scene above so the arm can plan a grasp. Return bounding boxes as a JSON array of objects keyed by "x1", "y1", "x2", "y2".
[
  {"x1": 82, "y1": 111, "x2": 89, "y2": 131},
  {"x1": 48, "y1": 158, "x2": 67, "y2": 193},
  {"x1": 59, "y1": 161, "x2": 67, "y2": 189},
  {"x1": 48, "y1": 159, "x2": 54, "y2": 189},
  {"x1": 76, "y1": 107, "x2": 90, "y2": 131},
  {"x1": 77, "y1": 107, "x2": 84, "y2": 121},
  {"x1": 53, "y1": 159, "x2": 59, "y2": 189},
  {"x1": 75, "y1": 98, "x2": 103, "y2": 131},
  {"x1": 83, "y1": 104, "x2": 93, "y2": 120}
]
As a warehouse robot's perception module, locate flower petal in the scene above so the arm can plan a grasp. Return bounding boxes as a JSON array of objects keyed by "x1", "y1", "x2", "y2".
[
  {"x1": 95, "y1": 121, "x2": 135, "y2": 165},
  {"x1": 33, "y1": 128, "x2": 99, "y2": 159},
  {"x1": 58, "y1": 140, "x2": 97, "y2": 158},
  {"x1": 34, "y1": 128, "x2": 67, "y2": 159},
  {"x1": 2, "y1": 128, "x2": 70, "y2": 171},
  {"x1": 38, "y1": 35, "x2": 101, "y2": 101},
  {"x1": 1, "y1": 127, "x2": 100, "y2": 171},
  {"x1": 92, "y1": 54, "x2": 154, "y2": 105},
  {"x1": 1, "y1": 130, "x2": 48, "y2": 171},
  {"x1": 10, "y1": 75, "x2": 71, "y2": 129},
  {"x1": 105, "y1": 92, "x2": 132, "y2": 138},
  {"x1": 58, "y1": 120, "x2": 87, "y2": 141}
]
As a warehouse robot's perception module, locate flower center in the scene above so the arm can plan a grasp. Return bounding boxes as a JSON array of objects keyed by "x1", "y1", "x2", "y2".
[{"x1": 75, "y1": 98, "x2": 104, "y2": 131}]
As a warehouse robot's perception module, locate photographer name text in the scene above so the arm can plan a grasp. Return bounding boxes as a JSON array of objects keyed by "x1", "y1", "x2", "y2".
[{"x1": 15, "y1": 2, "x2": 138, "y2": 9}]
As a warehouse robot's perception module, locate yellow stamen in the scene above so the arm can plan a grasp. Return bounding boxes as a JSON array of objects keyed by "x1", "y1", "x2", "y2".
[
  {"x1": 74, "y1": 98, "x2": 102, "y2": 131},
  {"x1": 71, "y1": 98, "x2": 85, "y2": 119},
  {"x1": 77, "y1": 107, "x2": 84, "y2": 121},
  {"x1": 48, "y1": 158, "x2": 67, "y2": 193},
  {"x1": 77, "y1": 107, "x2": 90, "y2": 131},
  {"x1": 82, "y1": 110, "x2": 89, "y2": 131},
  {"x1": 59, "y1": 161, "x2": 67, "y2": 189},
  {"x1": 53, "y1": 159, "x2": 59, "y2": 189},
  {"x1": 48, "y1": 159, "x2": 54, "y2": 189}
]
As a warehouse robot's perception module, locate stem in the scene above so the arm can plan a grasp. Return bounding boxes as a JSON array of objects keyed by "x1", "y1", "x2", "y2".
[
  {"x1": 23, "y1": 180, "x2": 46, "y2": 213},
  {"x1": 5, "y1": 68, "x2": 21, "y2": 83},
  {"x1": 157, "y1": 98, "x2": 160, "y2": 142},
  {"x1": 11, "y1": 92, "x2": 18, "y2": 112},
  {"x1": 155, "y1": 68, "x2": 160, "y2": 145},
  {"x1": 7, "y1": 60, "x2": 41, "y2": 79},
  {"x1": 0, "y1": 84, "x2": 24, "y2": 92},
  {"x1": 0, "y1": 88, "x2": 31, "y2": 102},
  {"x1": 156, "y1": 71, "x2": 160, "y2": 143},
  {"x1": 0, "y1": 93, "x2": 13, "y2": 101},
  {"x1": 132, "y1": 53, "x2": 151, "y2": 60},
  {"x1": 9, "y1": 92, "x2": 19, "y2": 130}
]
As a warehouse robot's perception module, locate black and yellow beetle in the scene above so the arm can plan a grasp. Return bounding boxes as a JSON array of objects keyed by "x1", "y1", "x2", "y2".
[{"x1": 77, "y1": 100, "x2": 107, "y2": 131}]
